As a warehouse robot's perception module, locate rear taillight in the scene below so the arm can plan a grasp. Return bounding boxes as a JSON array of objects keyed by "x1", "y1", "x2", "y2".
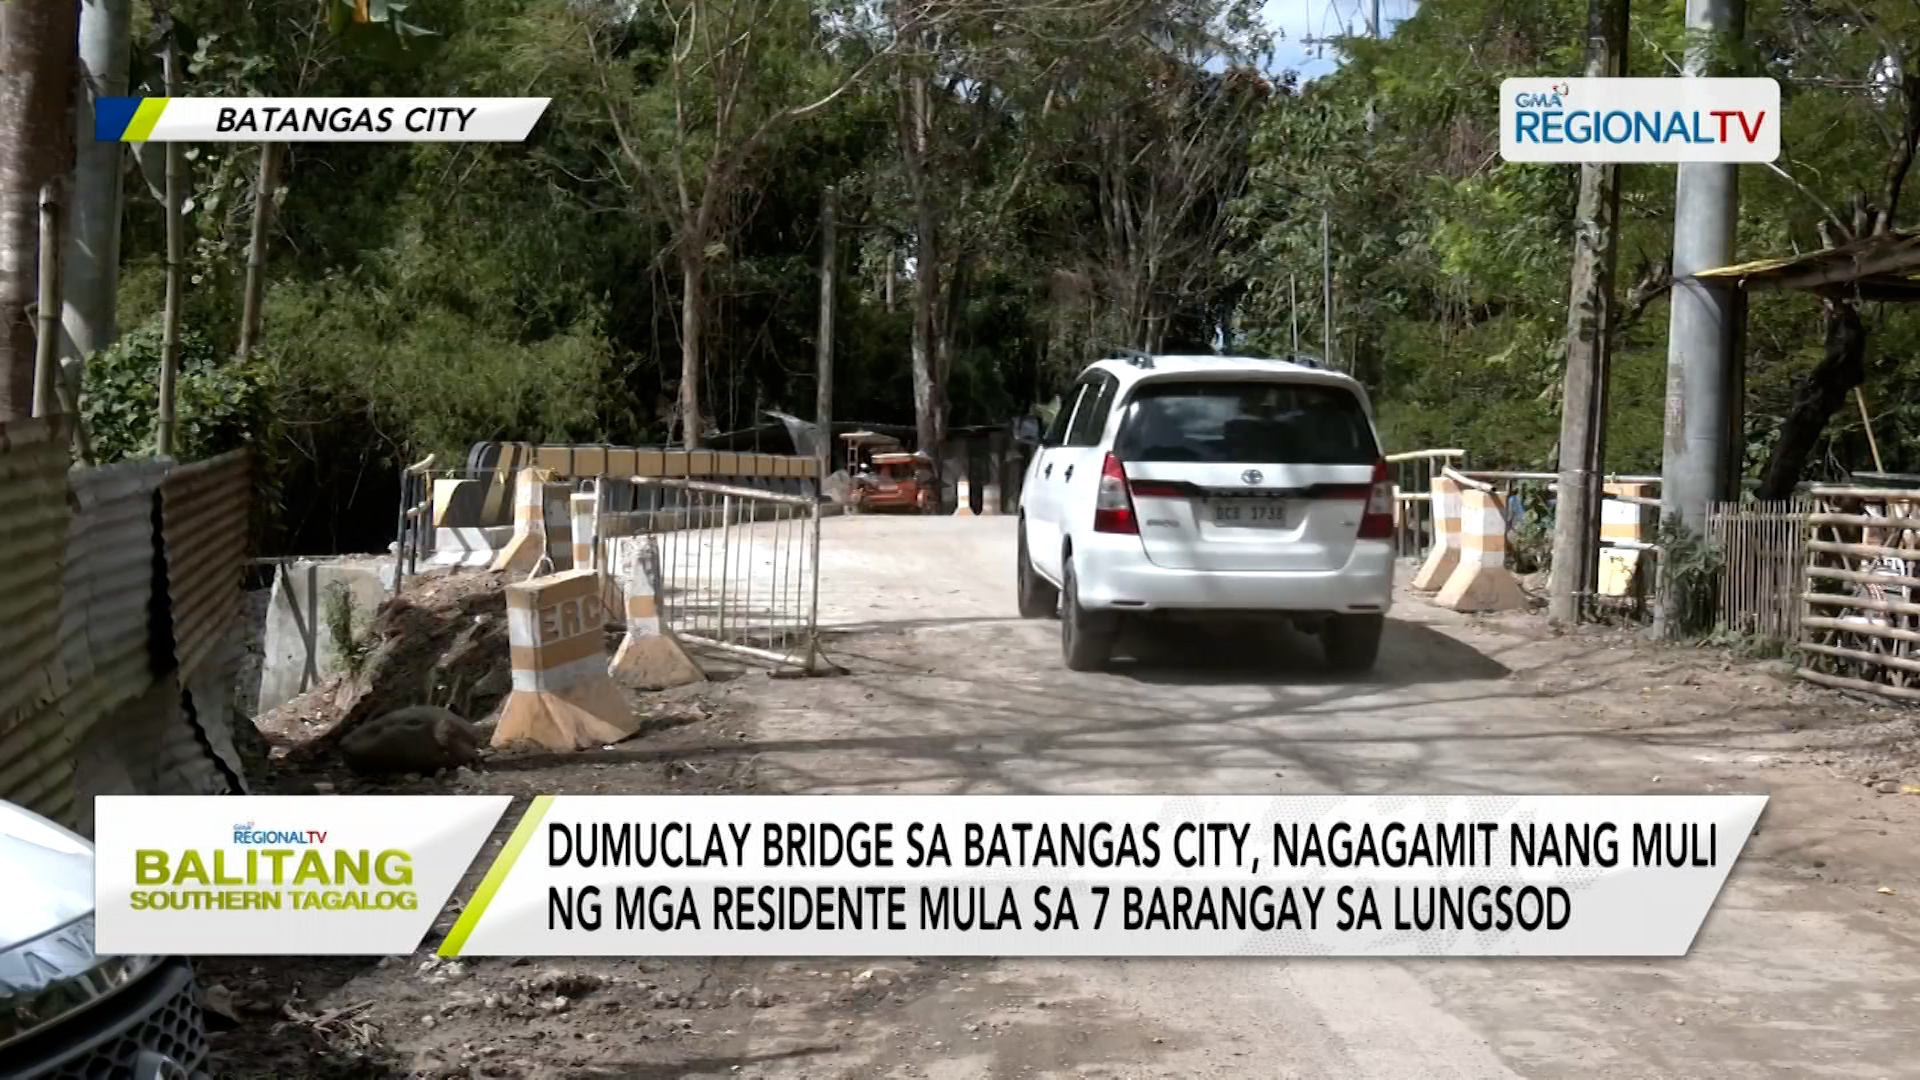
[
  {"x1": 1093, "y1": 453, "x2": 1138, "y2": 534},
  {"x1": 1357, "y1": 459, "x2": 1394, "y2": 539}
]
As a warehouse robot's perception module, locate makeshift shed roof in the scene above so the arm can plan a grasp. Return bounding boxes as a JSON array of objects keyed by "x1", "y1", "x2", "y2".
[{"x1": 1693, "y1": 228, "x2": 1920, "y2": 301}]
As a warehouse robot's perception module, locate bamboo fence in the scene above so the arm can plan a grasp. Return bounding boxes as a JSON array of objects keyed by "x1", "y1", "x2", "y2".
[
  {"x1": 1796, "y1": 485, "x2": 1920, "y2": 702},
  {"x1": 1706, "y1": 498, "x2": 1810, "y2": 642}
]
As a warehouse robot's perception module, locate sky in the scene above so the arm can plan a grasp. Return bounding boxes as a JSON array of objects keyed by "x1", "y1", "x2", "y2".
[{"x1": 1263, "y1": 0, "x2": 1420, "y2": 82}]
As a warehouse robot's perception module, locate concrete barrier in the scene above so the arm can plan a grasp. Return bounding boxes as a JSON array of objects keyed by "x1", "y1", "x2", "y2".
[
  {"x1": 1411, "y1": 476, "x2": 1460, "y2": 591},
  {"x1": 493, "y1": 568, "x2": 639, "y2": 750},
  {"x1": 432, "y1": 478, "x2": 485, "y2": 528},
  {"x1": 255, "y1": 557, "x2": 394, "y2": 714},
  {"x1": 1434, "y1": 487, "x2": 1528, "y2": 612},
  {"x1": 980, "y1": 481, "x2": 1002, "y2": 515},
  {"x1": 431, "y1": 526, "x2": 513, "y2": 568},
  {"x1": 608, "y1": 536, "x2": 705, "y2": 690},
  {"x1": 491, "y1": 468, "x2": 553, "y2": 575}
]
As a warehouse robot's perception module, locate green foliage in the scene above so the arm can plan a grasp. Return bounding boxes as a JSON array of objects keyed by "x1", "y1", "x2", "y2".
[
  {"x1": 324, "y1": 582, "x2": 376, "y2": 677},
  {"x1": 82, "y1": 322, "x2": 270, "y2": 464},
  {"x1": 1656, "y1": 516, "x2": 1724, "y2": 638}
]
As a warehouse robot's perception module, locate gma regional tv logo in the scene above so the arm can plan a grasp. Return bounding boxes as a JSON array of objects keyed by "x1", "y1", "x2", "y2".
[{"x1": 1500, "y1": 77, "x2": 1780, "y2": 163}]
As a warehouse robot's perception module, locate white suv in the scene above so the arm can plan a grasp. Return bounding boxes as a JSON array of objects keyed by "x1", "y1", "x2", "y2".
[{"x1": 1016, "y1": 352, "x2": 1395, "y2": 672}]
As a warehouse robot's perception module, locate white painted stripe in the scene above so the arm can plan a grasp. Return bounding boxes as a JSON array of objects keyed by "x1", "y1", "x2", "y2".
[
  {"x1": 506, "y1": 605, "x2": 543, "y2": 645},
  {"x1": 511, "y1": 653, "x2": 612, "y2": 691},
  {"x1": 1600, "y1": 500, "x2": 1640, "y2": 525}
]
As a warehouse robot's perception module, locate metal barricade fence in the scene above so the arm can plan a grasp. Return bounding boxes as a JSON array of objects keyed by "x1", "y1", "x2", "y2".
[{"x1": 609, "y1": 477, "x2": 823, "y2": 673}]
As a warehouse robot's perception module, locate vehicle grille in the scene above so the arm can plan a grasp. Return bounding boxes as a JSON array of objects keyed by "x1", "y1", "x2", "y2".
[{"x1": 7, "y1": 959, "x2": 208, "y2": 1080}]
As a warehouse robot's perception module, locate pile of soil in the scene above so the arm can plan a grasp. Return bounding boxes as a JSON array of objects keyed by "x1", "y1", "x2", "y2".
[{"x1": 257, "y1": 570, "x2": 515, "y2": 758}]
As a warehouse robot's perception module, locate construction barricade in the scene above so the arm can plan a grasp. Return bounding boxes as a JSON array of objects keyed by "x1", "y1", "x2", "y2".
[
  {"x1": 608, "y1": 536, "x2": 706, "y2": 690},
  {"x1": 493, "y1": 568, "x2": 640, "y2": 750},
  {"x1": 1411, "y1": 475, "x2": 1460, "y2": 591},
  {"x1": 1598, "y1": 482, "x2": 1653, "y2": 597},
  {"x1": 1434, "y1": 486, "x2": 1528, "y2": 613},
  {"x1": 491, "y1": 467, "x2": 553, "y2": 575}
]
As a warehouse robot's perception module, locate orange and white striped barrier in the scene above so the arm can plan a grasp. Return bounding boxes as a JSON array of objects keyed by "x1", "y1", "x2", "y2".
[
  {"x1": 493, "y1": 568, "x2": 639, "y2": 750},
  {"x1": 1598, "y1": 482, "x2": 1652, "y2": 597},
  {"x1": 1411, "y1": 476, "x2": 1460, "y2": 591},
  {"x1": 544, "y1": 488, "x2": 574, "y2": 570},
  {"x1": 954, "y1": 478, "x2": 974, "y2": 517},
  {"x1": 491, "y1": 468, "x2": 553, "y2": 574},
  {"x1": 570, "y1": 487, "x2": 601, "y2": 572},
  {"x1": 1434, "y1": 487, "x2": 1528, "y2": 612},
  {"x1": 608, "y1": 536, "x2": 705, "y2": 690}
]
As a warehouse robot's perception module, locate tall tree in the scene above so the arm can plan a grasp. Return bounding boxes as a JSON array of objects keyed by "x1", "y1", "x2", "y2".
[
  {"x1": 548, "y1": 0, "x2": 919, "y2": 448},
  {"x1": 0, "y1": 0, "x2": 81, "y2": 421}
]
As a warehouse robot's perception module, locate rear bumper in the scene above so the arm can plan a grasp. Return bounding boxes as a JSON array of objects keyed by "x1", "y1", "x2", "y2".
[{"x1": 1072, "y1": 535, "x2": 1395, "y2": 614}]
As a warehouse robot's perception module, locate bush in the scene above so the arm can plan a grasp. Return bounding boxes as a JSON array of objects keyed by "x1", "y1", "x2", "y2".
[{"x1": 82, "y1": 321, "x2": 271, "y2": 464}]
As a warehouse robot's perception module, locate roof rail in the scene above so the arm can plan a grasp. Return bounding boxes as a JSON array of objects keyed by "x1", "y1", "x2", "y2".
[{"x1": 1105, "y1": 345, "x2": 1155, "y2": 368}]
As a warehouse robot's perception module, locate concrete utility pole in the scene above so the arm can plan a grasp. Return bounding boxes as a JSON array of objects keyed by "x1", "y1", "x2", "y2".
[
  {"x1": 1547, "y1": 0, "x2": 1631, "y2": 626},
  {"x1": 1655, "y1": 0, "x2": 1746, "y2": 637},
  {"x1": 62, "y1": 0, "x2": 134, "y2": 387}
]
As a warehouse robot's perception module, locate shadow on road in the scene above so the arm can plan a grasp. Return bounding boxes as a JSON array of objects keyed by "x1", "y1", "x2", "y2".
[{"x1": 1117, "y1": 616, "x2": 1511, "y2": 688}]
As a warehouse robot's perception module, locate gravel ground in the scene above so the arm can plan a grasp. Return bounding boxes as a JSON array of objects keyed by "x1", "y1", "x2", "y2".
[{"x1": 200, "y1": 515, "x2": 1920, "y2": 1079}]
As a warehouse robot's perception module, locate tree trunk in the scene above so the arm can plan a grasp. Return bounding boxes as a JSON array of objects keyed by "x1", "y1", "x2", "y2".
[
  {"x1": 910, "y1": 179, "x2": 942, "y2": 457},
  {"x1": 0, "y1": 0, "x2": 80, "y2": 421},
  {"x1": 1755, "y1": 299, "x2": 1866, "y2": 499},
  {"x1": 679, "y1": 247, "x2": 704, "y2": 449},
  {"x1": 62, "y1": 0, "x2": 134, "y2": 386},
  {"x1": 235, "y1": 142, "x2": 281, "y2": 361}
]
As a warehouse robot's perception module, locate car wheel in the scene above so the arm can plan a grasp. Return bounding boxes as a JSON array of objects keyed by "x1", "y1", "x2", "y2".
[
  {"x1": 1061, "y1": 556, "x2": 1115, "y2": 671},
  {"x1": 1017, "y1": 523, "x2": 1059, "y2": 618},
  {"x1": 1321, "y1": 613, "x2": 1384, "y2": 674}
]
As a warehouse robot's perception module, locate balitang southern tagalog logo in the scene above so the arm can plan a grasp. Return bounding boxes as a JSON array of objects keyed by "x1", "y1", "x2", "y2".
[{"x1": 130, "y1": 821, "x2": 418, "y2": 913}]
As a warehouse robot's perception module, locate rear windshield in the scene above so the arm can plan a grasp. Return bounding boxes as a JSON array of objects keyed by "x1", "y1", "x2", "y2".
[{"x1": 1113, "y1": 380, "x2": 1378, "y2": 465}]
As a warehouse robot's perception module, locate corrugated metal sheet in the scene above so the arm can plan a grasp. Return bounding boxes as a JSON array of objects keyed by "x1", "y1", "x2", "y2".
[
  {"x1": 159, "y1": 450, "x2": 250, "y2": 679},
  {"x1": 0, "y1": 418, "x2": 75, "y2": 826},
  {"x1": 60, "y1": 461, "x2": 170, "y2": 740},
  {"x1": 0, "y1": 418, "x2": 72, "y2": 724}
]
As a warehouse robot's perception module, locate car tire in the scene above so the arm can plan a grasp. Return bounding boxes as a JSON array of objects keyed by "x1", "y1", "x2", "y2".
[
  {"x1": 1061, "y1": 557, "x2": 1116, "y2": 671},
  {"x1": 1017, "y1": 523, "x2": 1059, "y2": 619},
  {"x1": 1321, "y1": 613, "x2": 1384, "y2": 674}
]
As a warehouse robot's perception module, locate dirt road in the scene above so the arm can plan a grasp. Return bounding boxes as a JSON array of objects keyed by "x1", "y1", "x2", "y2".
[
  {"x1": 217, "y1": 514, "x2": 1920, "y2": 1079},
  {"x1": 707, "y1": 515, "x2": 1920, "y2": 1079}
]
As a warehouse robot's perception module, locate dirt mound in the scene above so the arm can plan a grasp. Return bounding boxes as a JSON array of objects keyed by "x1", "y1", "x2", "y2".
[{"x1": 259, "y1": 570, "x2": 514, "y2": 761}]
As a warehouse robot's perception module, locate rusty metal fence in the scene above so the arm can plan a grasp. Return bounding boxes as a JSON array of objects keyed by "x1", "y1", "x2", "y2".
[{"x1": 0, "y1": 418, "x2": 253, "y2": 834}]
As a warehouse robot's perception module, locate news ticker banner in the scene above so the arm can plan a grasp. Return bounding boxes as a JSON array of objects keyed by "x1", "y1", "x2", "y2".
[
  {"x1": 1501, "y1": 77, "x2": 1781, "y2": 163},
  {"x1": 93, "y1": 97, "x2": 551, "y2": 142},
  {"x1": 94, "y1": 794, "x2": 1766, "y2": 958}
]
